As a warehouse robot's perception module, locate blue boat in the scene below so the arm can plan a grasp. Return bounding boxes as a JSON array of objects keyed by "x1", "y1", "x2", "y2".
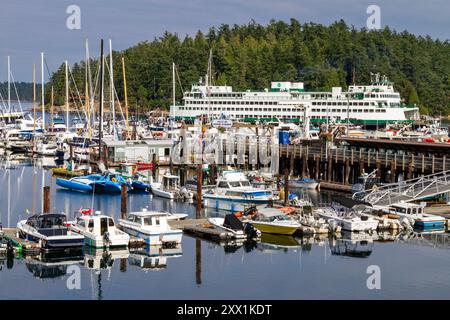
[{"x1": 56, "y1": 173, "x2": 130, "y2": 194}]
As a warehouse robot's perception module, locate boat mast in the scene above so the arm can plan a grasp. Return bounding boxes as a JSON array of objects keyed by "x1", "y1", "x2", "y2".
[
  {"x1": 121, "y1": 57, "x2": 129, "y2": 136},
  {"x1": 33, "y1": 64, "x2": 36, "y2": 133},
  {"x1": 41, "y1": 52, "x2": 45, "y2": 131},
  {"x1": 85, "y1": 38, "x2": 92, "y2": 140},
  {"x1": 99, "y1": 39, "x2": 105, "y2": 162},
  {"x1": 51, "y1": 86, "x2": 54, "y2": 132},
  {"x1": 65, "y1": 60, "x2": 69, "y2": 132},
  {"x1": 109, "y1": 39, "x2": 115, "y2": 139},
  {"x1": 172, "y1": 62, "x2": 176, "y2": 126},
  {"x1": 7, "y1": 56, "x2": 10, "y2": 116}
]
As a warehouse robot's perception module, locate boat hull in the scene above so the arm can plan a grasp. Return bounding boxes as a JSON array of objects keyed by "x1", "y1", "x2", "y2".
[
  {"x1": 56, "y1": 178, "x2": 93, "y2": 192},
  {"x1": 248, "y1": 222, "x2": 298, "y2": 235}
]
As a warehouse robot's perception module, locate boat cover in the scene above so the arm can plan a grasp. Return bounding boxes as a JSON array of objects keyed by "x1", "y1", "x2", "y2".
[{"x1": 223, "y1": 214, "x2": 244, "y2": 231}]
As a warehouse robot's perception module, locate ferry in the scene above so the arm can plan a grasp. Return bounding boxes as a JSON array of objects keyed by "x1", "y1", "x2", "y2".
[{"x1": 171, "y1": 73, "x2": 419, "y2": 126}]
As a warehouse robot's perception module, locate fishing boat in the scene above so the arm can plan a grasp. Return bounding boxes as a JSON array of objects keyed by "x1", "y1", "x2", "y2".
[
  {"x1": 385, "y1": 202, "x2": 446, "y2": 230},
  {"x1": 208, "y1": 214, "x2": 261, "y2": 240},
  {"x1": 151, "y1": 174, "x2": 192, "y2": 200},
  {"x1": 245, "y1": 207, "x2": 301, "y2": 235},
  {"x1": 203, "y1": 170, "x2": 277, "y2": 212},
  {"x1": 118, "y1": 209, "x2": 183, "y2": 246},
  {"x1": 69, "y1": 210, "x2": 129, "y2": 248},
  {"x1": 17, "y1": 213, "x2": 84, "y2": 250},
  {"x1": 289, "y1": 177, "x2": 319, "y2": 190}
]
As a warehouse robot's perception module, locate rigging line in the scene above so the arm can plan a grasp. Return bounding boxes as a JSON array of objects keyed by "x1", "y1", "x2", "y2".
[
  {"x1": 68, "y1": 67, "x2": 88, "y2": 120},
  {"x1": 104, "y1": 61, "x2": 125, "y2": 123},
  {"x1": 9, "y1": 72, "x2": 23, "y2": 113},
  {"x1": 0, "y1": 90, "x2": 7, "y2": 111},
  {"x1": 69, "y1": 89, "x2": 83, "y2": 122}
]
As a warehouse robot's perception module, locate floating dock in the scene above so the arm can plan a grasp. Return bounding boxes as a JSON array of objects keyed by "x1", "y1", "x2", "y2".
[{"x1": 0, "y1": 228, "x2": 41, "y2": 255}]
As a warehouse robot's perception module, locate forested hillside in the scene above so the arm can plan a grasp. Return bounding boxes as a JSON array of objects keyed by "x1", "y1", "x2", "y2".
[
  {"x1": 0, "y1": 82, "x2": 39, "y2": 102},
  {"x1": 47, "y1": 19, "x2": 450, "y2": 115}
]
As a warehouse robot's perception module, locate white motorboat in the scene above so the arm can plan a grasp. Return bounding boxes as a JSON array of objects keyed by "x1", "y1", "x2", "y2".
[
  {"x1": 315, "y1": 200, "x2": 379, "y2": 232},
  {"x1": 17, "y1": 213, "x2": 85, "y2": 250},
  {"x1": 118, "y1": 209, "x2": 183, "y2": 246},
  {"x1": 203, "y1": 170, "x2": 277, "y2": 212},
  {"x1": 152, "y1": 174, "x2": 193, "y2": 200},
  {"x1": 380, "y1": 202, "x2": 446, "y2": 230},
  {"x1": 69, "y1": 211, "x2": 130, "y2": 248}
]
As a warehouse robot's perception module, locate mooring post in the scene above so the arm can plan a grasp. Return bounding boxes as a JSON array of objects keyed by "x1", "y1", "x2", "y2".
[
  {"x1": 327, "y1": 154, "x2": 333, "y2": 181},
  {"x1": 120, "y1": 258, "x2": 127, "y2": 272},
  {"x1": 284, "y1": 169, "x2": 289, "y2": 206},
  {"x1": 121, "y1": 184, "x2": 127, "y2": 219},
  {"x1": 315, "y1": 156, "x2": 320, "y2": 181},
  {"x1": 43, "y1": 186, "x2": 50, "y2": 214},
  {"x1": 196, "y1": 164, "x2": 202, "y2": 218},
  {"x1": 69, "y1": 144, "x2": 74, "y2": 160},
  {"x1": 345, "y1": 159, "x2": 350, "y2": 185}
]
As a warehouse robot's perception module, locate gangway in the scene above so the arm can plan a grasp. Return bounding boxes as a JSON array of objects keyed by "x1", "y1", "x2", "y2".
[{"x1": 353, "y1": 170, "x2": 450, "y2": 207}]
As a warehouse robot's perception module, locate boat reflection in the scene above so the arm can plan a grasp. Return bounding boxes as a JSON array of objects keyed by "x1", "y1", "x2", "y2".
[
  {"x1": 329, "y1": 231, "x2": 375, "y2": 258},
  {"x1": 83, "y1": 247, "x2": 130, "y2": 270},
  {"x1": 25, "y1": 249, "x2": 84, "y2": 279},
  {"x1": 128, "y1": 244, "x2": 183, "y2": 271},
  {"x1": 257, "y1": 233, "x2": 302, "y2": 253}
]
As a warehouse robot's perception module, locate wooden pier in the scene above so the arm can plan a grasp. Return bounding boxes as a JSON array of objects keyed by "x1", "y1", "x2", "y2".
[{"x1": 0, "y1": 228, "x2": 41, "y2": 255}]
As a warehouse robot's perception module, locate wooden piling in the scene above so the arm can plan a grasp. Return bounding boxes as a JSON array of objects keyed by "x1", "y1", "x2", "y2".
[
  {"x1": 344, "y1": 159, "x2": 350, "y2": 185},
  {"x1": 315, "y1": 156, "x2": 320, "y2": 181},
  {"x1": 196, "y1": 164, "x2": 202, "y2": 218},
  {"x1": 284, "y1": 169, "x2": 289, "y2": 206},
  {"x1": 121, "y1": 184, "x2": 127, "y2": 219},
  {"x1": 43, "y1": 186, "x2": 50, "y2": 214}
]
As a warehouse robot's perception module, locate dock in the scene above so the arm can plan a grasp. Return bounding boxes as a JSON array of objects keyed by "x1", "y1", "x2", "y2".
[
  {"x1": 0, "y1": 228, "x2": 41, "y2": 255},
  {"x1": 169, "y1": 218, "x2": 241, "y2": 241}
]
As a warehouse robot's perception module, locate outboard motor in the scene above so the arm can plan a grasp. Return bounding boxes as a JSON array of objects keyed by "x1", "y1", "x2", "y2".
[
  {"x1": 103, "y1": 231, "x2": 111, "y2": 245},
  {"x1": 244, "y1": 222, "x2": 259, "y2": 239}
]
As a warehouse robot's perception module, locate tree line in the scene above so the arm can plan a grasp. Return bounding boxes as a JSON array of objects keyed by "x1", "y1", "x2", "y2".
[{"x1": 45, "y1": 19, "x2": 450, "y2": 115}]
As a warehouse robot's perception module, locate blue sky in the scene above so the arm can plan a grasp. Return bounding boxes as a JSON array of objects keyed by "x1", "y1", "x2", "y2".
[{"x1": 0, "y1": 0, "x2": 448, "y2": 81}]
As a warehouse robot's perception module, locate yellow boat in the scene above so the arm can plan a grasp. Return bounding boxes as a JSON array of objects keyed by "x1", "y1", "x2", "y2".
[{"x1": 246, "y1": 208, "x2": 300, "y2": 235}]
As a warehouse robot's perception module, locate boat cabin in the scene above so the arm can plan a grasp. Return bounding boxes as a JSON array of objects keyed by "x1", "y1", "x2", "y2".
[
  {"x1": 26, "y1": 214, "x2": 69, "y2": 237},
  {"x1": 126, "y1": 210, "x2": 171, "y2": 230},
  {"x1": 389, "y1": 202, "x2": 424, "y2": 216},
  {"x1": 162, "y1": 174, "x2": 180, "y2": 191},
  {"x1": 75, "y1": 213, "x2": 116, "y2": 236}
]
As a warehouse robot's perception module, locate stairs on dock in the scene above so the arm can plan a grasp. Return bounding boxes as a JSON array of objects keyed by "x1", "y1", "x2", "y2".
[{"x1": 355, "y1": 170, "x2": 450, "y2": 207}]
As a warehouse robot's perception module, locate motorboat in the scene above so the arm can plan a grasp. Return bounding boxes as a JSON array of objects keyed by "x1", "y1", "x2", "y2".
[
  {"x1": 69, "y1": 210, "x2": 129, "y2": 248},
  {"x1": 315, "y1": 197, "x2": 379, "y2": 232},
  {"x1": 245, "y1": 207, "x2": 301, "y2": 235},
  {"x1": 118, "y1": 209, "x2": 183, "y2": 246},
  {"x1": 17, "y1": 213, "x2": 84, "y2": 250},
  {"x1": 208, "y1": 214, "x2": 261, "y2": 240},
  {"x1": 384, "y1": 202, "x2": 446, "y2": 230},
  {"x1": 151, "y1": 173, "x2": 192, "y2": 200},
  {"x1": 203, "y1": 170, "x2": 277, "y2": 212},
  {"x1": 289, "y1": 177, "x2": 319, "y2": 190}
]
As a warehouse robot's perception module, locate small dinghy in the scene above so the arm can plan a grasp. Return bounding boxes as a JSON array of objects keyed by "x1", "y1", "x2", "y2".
[
  {"x1": 69, "y1": 210, "x2": 130, "y2": 248},
  {"x1": 208, "y1": 214, "x2": 261, "y2": 240}
]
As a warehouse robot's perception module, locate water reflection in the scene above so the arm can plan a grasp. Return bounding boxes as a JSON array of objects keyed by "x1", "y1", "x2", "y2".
[
  {"x1": 25, "y1": 249, "x2": 84, "y2": 279},
  {"x1": 128, "y1": 245, "x2": 183, "y2": 271}
]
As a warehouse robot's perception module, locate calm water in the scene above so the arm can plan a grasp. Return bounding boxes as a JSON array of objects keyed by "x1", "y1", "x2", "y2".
[{"x1": 1, "y1": 157, "x2": 450, "y2": 300}]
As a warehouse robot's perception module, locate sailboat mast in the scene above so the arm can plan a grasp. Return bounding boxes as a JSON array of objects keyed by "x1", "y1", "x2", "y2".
[
  {"x1": 109, "y1": 39, "x2": 115, "y2": 138},
  {"x1": 33, "y1": 64, "x2": 36, "y2": 132},
  {"x1": 99, "y1": 39, "x2": 105, "y2": 162},
  {"x1": 51, "y1": 86, "x2": 54, "y2": 132},
  {"x1": 7, "y1": 56, "x2": 10, "y2": 114},
  {"x1": 172, "y1": 62, "x2": 176, "y2": 124},
  {"x1": 85, "y1": 39, "x2": 92, "y2": 139},
  {"x1": 65, "y1": 60, "x2": 69, "y2": 132},
  {"x1": 41, "y1": 52, "x2": 45, "y2": 131},
  {"x1": 122, "y1": 57, "x2": 129, "y2": 135}
]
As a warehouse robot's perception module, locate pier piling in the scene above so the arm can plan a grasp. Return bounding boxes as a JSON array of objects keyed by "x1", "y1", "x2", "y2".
[
  {"x1": 43, "y1": 186, "x2": 50, "y2": 214},
  {"x1": 121, "y1": 184, "x2": 127, "y2": 219}
]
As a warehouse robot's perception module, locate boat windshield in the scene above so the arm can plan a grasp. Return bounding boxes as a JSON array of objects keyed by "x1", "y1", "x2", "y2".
[
  {"x1": 256, "y1": 214, "x2": 290, "y2": 222},
  {"x1": 240, "y1": 181, "x2": 251, "y2": 187},
  {"x1": 229, "y1": 181, "x2": 241, "y2": 187}
]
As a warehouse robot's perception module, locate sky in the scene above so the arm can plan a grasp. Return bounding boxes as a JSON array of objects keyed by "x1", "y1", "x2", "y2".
[{"x1": 0, "y1": 0, "x2": 448, "y2": 81}]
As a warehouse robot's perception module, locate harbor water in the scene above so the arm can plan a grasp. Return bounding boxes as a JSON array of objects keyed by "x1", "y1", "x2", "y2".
[{"x1": 1, "y1": 158, "x2": 450, "y2": 299}]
